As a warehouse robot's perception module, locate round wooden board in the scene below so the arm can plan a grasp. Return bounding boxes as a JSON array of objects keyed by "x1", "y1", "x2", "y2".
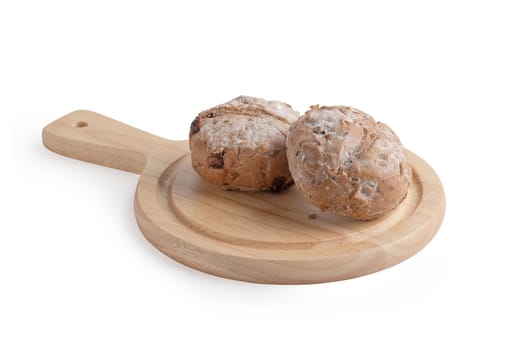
[{"x1": 43, "y1": 110, "x2": 446, "y2": 284}]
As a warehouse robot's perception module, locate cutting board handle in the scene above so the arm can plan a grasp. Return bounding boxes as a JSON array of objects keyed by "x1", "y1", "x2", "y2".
[{"x1": 42, "y1": 110, "x2": 188, "y2": 174}]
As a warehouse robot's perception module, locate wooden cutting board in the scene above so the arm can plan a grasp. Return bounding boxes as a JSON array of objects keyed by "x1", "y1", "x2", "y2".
[{"x1": 43, "y1": 110, "x2": 445, "y2": 284}]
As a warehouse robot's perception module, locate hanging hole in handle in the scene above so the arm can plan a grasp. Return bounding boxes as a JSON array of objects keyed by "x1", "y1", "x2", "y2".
[{"x1": 73, "y1": 121, "x2": 88, "y2": 128}]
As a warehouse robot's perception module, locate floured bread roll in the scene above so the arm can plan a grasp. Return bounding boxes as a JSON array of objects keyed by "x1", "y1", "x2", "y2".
[
  {"x1": 189, "y1": 96, "x2": 299, "y2": 192},
  {"x1": 286, "y1": 105, "x2": 411, "y2": 220}
]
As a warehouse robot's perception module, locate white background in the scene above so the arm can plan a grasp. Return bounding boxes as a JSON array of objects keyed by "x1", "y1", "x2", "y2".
[{"x1": 3, "y1": 0, "x2": 523, "y2": 349}]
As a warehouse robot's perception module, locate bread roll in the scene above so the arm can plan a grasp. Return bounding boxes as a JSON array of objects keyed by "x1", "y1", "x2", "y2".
[
  {"x1": 189, "y1": 96, "x2": 299, "y2": 192},
  {"x1": 286, "y1": 105, "x2": 411, "y2": 220}
]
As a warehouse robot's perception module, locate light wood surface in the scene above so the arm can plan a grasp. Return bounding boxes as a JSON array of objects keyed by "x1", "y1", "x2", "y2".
[{"x1": 42, "y1": 110, "x2": 446, "y2": 284}]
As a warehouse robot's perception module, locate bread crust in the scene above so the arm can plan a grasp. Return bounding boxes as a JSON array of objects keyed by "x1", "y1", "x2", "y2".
[
  {"x1": 286, "y1": 105, "x2": 411, "y2": 220},
  {"x1": 189, "y1": 96, "x2": 299, "y2": 192}
]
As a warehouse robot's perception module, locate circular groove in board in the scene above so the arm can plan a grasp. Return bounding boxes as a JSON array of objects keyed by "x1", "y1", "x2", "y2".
[{"x1": 166, "y1": 154, "x2": 423, "y2": 250}]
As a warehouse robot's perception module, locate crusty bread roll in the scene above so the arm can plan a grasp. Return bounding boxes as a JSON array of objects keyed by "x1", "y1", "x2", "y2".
[
  {"x1": 189, "y1": 96, "x2": 299, "y2": 192},
  {"x1": 286, "y1": 105, "x2": 411, "y2": 220}
]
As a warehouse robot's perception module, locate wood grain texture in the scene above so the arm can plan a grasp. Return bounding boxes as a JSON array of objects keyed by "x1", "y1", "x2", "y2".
[{"x1": 43, "y1": 110, "x2": 446, "y2": 284}]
